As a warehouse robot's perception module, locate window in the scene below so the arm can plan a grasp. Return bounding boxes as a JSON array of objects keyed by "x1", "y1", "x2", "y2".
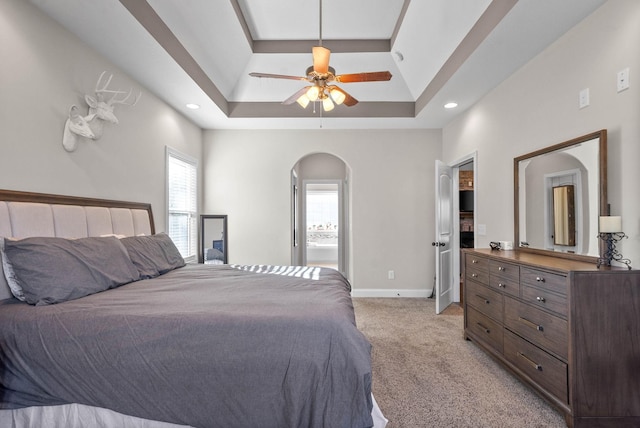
[{"x1": 166, "y1": 147, "x2": 198, "y2": 262}]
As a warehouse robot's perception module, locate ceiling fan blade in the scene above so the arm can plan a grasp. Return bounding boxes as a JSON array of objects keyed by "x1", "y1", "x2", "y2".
[
  {"x1": 249, "y1": 72, "x2": 307, "y2": 81},
  {"x1": 283, "y1": 86, "x2": 312, "y2": 105},
  {"x1": 342, "y1": 92, "x2": 358, "y2": 107},
  {"x1": 312, "y1": 46, "x2": 331, "y2": 74},
  {"x1": 335, "y1": 71, "x2": 392, "y2": 83},
  {"x1": 329, "y1": 86, "x2": 358, "y2": 107}
]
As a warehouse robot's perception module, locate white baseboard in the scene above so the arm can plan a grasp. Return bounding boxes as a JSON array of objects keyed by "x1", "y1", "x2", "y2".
[{"x1": 351, "y1": 288, "x2": 434, "y2": 298}]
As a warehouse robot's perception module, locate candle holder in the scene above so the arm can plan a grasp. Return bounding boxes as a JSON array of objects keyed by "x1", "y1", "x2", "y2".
[{"x1": 596, "y1": 232, "x2": 631, "y2": 269}]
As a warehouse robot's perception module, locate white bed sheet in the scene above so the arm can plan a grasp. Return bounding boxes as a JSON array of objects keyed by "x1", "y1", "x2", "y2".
[{"x1": 0, "y1": 395, "x2": 388, "y2": 428}]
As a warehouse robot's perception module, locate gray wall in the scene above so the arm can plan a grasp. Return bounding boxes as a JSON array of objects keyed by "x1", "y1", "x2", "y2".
[
  {"x1": 203, "y1": 129, "x2": 442, "y2": 295},
  {"x1": 442, "y1": 0, "x2": 640, "y2": 267},
  {"x1": 0, "y1": 0, "x2": 203, "y2": 231}
]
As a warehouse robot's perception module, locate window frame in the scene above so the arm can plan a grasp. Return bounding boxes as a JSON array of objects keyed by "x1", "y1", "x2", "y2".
[{"x1": 166, "y1": 146, "x2": 198, "y2": 263}]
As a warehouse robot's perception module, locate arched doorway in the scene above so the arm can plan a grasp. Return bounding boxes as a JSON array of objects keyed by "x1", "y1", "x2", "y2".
[{"x1": 291, "y1": 153, "x2": 350, "y2": 277}]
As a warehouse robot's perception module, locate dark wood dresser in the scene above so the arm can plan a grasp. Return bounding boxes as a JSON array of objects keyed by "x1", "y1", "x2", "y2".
[{"x1": 462, "y1": 248, "x2": 640, "y2": 428}]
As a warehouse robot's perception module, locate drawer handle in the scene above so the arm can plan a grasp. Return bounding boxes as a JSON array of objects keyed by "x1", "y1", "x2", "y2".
[
  {"x1": 498, "y1": 282, "x2": 506, "y2": 288},
  {"x1": 498, "y1": 266, "x2": 505, "y2": 272},
  {"x1": 519, "y1": 316, "x2": 544, "y2": 332},
  {"x1": 471, "y1": 273, "x2": 478, "y2": 278},
  {"x1": 536, "y1": 296, "x2": 546, "y2": 303},
  {"x1": 536, "y1": 276, "x2": 545, "y2": 283},
  {"x1": 476, "y1": 322, "x2": 490, "y2": 334},
  {"x1": 517, "y1": 352, "x2": 543, "y2": 371},
  {"x1": 475, "y1": 294, "x2": 490, "y2": 305},
  {"x1": 472, "y1": 259, "x2": 479, "y2": 264}
]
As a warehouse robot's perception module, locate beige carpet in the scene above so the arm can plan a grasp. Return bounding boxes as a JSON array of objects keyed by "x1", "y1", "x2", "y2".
[{"x1": 353, "y1": 298, "x2": 566, "y2": 428}]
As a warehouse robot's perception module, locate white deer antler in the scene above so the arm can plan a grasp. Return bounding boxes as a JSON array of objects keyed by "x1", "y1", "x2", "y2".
[
  {"x1": 95, "y1": 71, "x2": 141, "y2": 106},
  {"x1": 85, "y1": 71, "x2": 141, "y2": 138},
  {"x1": 109, "y1": 88, "x2": 141, "y2": 107}
]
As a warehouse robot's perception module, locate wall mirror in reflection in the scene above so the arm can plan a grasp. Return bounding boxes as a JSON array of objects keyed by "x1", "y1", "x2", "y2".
[{"x1": 553, "y1": 184, "x2": 575, "y2": 246}]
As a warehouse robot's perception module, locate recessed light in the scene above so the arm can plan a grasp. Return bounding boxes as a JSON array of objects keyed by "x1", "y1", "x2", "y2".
[
  {"x1": 186, "y1": 103, "x2": 200, "y2": 110},
  {"x1": 444, "y1": 102, "x2": 458, "y2": 109}
]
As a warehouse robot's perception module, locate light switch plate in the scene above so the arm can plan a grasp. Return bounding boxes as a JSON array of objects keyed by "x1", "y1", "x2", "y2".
[
  {"x1": 579, "y1": 88, "x2": 590, "y2": 109},
  {"x1": 617, "y1": 68, "x2": 630, "y2": 92}
]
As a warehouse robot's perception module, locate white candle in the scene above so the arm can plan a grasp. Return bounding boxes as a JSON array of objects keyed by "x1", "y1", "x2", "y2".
[{"x1": 599, "y1": 216, "x2": 622, "y2": 233}]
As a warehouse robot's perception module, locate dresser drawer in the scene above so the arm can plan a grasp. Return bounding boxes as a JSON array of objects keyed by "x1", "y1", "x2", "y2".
[
  {"x1": 521, "y1": 284, "x2": 568, "y2": 318},
  {"x1": 466, "y1": 280, "x2": 504, "y2": 322},
  {"x1": 504, "y1": 296, "x2": 568, "y2": 360},
  {"x1": 504, "y1": 330, "x2": 568, "y2": 404},
  {"x1": 467, "y1": 268, "x2": 489, "y2": 286},
  {"x1": 466, "y1": 254, "x2": 489, "y2": 273},
  {"x1": 489, "y1": 260, "x2": 519, "y2": 281},
  {"x1": 520, "y1": 267, "x2": 567, "y2": 296},
  {"x1": 466, "y1": 306, "x2": 503, "y2": 354},
  {"x1": 488, "y1": 274, "x2": 520, "y2": 298}
]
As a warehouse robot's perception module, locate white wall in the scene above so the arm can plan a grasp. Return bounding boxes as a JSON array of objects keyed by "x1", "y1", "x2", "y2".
[
  {"x1": 203, "y1": 129, "x2": 442, "y2": 294},
  {"x1": 0, "y1": 0, "x2": 202, "y2": 231},
  {"x1": 443, "y1": 0, "x2": 640, "y2": 266}
]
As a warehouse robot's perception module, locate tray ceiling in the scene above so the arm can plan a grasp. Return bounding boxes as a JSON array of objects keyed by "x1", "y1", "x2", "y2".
[{"x1": 30, "y1": 0, "x2": 605, "y2": 129}]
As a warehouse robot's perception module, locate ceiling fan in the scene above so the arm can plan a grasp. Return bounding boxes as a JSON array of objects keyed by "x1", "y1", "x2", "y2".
[{"x1": 248, "y1": 0, "x2": 392, "y2": 112}]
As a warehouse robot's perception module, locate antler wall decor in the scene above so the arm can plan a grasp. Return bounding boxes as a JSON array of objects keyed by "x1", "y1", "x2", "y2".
[
  {"x1": 85, "y1": 71, "x2": 141, "y2": 139},
  {"x1": 62, "y1": 72, "x2": 140, "y2": 152},
  {"x1": 62, "y1": 105, "x2": 96, "y2": 152}
]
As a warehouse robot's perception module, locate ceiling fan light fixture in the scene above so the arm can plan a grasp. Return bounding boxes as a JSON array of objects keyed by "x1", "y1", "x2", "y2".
[
  {"x1": 322, "y1": 95, "x2": 334, "y2": 112},
  {"x1": 296, "y1": 95, "x2": 310, "y2": 108},
  {"x1": 306, "y1": 86, "x2": 320, "y2": 101},
  {"x1": 329, "y1": 87, "x2": 346, "y2": 105},
  {"x1": 312, "y1": 46, "x2": 331, "y2": 74},
  {"x1": 248, "y1": 0, "x2": 390, "y2": 112}
]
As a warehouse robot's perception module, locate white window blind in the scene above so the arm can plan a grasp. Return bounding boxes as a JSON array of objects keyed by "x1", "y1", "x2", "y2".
[{"x1": 166, "y1": 148, "x2": 198, "y2": 262}]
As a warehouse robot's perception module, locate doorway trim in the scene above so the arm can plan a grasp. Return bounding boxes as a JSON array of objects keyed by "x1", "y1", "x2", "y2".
[
  {"x1": 450, "y1": 151, "x2": 477, "y2": 303},
  {"x1": 291, "y1": 152, "x2": 351, "y2": 279}
]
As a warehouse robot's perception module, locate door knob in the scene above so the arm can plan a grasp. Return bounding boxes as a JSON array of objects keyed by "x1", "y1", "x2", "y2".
[{"x1": 432, "y1": 242, "x2": 445, "y2": 247}]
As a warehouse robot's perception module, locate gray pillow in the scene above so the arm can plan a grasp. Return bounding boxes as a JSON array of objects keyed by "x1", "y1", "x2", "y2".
[
  {"x1": 120, "y1": 233, "x2": 185, "y2": 279},
  {"x1": 0, "y1": 237, "x2": 22, "y2": 301},
  {"x1": 2, "y1": 236, "x2": 140, "y2": 306}
]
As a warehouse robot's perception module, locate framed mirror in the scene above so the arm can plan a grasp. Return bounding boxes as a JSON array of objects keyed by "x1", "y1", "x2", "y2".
[
  {"x1": 200, "y1": 215, "x2": 228, "y2": 264},
  {"x1": 514, "y1": 130, "x2": 607, "y2": 262}
]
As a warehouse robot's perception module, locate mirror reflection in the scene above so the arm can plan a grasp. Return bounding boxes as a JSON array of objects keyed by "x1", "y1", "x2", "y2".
[
  {"x1": 515, "y1": 130, "x2": 606, "y2": 260},
  {"x1": 200, "y1": 215, "x2": 228, "y2": 264}
]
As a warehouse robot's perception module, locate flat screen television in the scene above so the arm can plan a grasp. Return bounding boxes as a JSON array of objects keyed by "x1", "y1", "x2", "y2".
[{"x1": 460, "y1": 190, "x2": 474, "y2": 212}]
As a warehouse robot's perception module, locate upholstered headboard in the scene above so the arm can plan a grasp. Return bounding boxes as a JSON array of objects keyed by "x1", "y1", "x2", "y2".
[{"x1": 0, "y1": 189, "x2": 154, "y2": 300}]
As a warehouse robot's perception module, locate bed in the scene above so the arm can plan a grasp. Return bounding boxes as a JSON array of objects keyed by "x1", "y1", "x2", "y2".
[{"x1": 0, "y1": 189, "x2": 386, "y2": 428}]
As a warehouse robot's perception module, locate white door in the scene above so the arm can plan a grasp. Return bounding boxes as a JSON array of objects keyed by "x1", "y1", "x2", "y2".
[{"x1": 434, "y1": 160, "x2": 454, "y2": 314}]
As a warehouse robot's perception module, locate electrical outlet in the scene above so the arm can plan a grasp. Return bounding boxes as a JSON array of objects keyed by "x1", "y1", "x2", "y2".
[
  {"x1": 579, "y1": 88, "x2": 590, "y2": 109},
  {"x1": 388, "y1": 270, "x2": 395, "y2": 280},
  {"x1": 617, "y1": 68, "x2": 630, "y2": 92}
]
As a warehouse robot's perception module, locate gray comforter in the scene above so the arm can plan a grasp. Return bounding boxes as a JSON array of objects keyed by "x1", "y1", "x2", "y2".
[{"x1": 0, "y1": 264, "x2": 373, "y2": 428}]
